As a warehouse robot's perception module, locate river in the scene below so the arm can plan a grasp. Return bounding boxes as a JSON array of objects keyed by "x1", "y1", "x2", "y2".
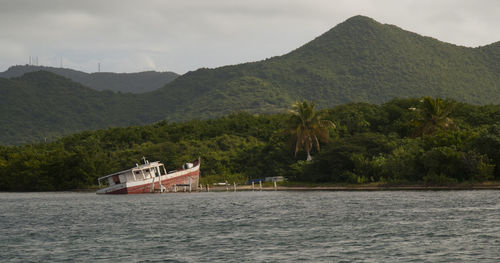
[{"x1": 1, "y1": 191, "x2": 499, "y2": 262}]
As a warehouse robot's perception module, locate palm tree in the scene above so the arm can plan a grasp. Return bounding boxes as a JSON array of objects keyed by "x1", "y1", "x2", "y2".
[
  {"x1": 411, "y1": 97, "x2": 456, "y2": 137},
  {"x1": 287, "y1": 100, "x2": 335, "y2": 161}
]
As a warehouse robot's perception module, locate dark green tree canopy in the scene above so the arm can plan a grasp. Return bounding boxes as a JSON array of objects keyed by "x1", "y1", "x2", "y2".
[
  {"x1": 287, "y1": 101, "x2": 336, "y2": 161},
  {"x1": 1, "y1": 98, "x2": 500, "y2": 192},
  {"x1": 411, "y1": 97, "x2": 456, "y2": 137}
]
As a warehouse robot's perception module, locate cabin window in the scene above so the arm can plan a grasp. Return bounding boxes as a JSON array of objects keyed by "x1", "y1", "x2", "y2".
[
  {"x1": 113, "y1": 175, "x2": 120, "y2": 184},
  {"x1": 143, "y1": 169, "x2": 151, "y2": 178}
]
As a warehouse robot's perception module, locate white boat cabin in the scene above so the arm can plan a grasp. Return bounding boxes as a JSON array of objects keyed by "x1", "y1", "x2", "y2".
[{"x1": 98, "y1": 159, "x2": 169, "y2": 188}]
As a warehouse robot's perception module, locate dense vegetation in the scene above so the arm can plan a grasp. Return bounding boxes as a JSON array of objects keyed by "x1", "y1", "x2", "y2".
[
  {"x1": 1, "y1": 98, "x2": 500, "y2": 191},
  {"x1": 287, "y1": 101, "x2": 335, "y2": 161},
  {"x1": 0, "y1": 65, "x2": 179, "y2": 93},
  {"x1": 0, "y1": 72, "x2": 162, "y2": 145},
  {"x1": 150, "y1": 15, "x2": 500, "y2": 120},
  {"x1": 2, "y1": 16, "x2": 500, "y2": 145}
]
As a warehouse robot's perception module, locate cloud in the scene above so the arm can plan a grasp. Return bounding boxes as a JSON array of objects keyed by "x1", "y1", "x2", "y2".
[{"x1": 0, "y1": 0, "x2": 499, "y2": 74}]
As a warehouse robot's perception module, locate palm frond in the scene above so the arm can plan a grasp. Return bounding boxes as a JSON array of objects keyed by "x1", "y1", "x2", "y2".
[
  {"x1": 287, "y1": 100, "x2": 336, "y2": 160},
  {"x1": 411, "y1": 97, "x2": 456, "y2": 137}
]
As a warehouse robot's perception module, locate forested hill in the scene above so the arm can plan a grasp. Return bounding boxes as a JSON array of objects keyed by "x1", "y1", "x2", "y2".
[
  {"x1": 2, "y1": 15, "x2": 500, "y2": 145},
  {"x1": 0, "y1": 65, "x2": 179, "y2": 93},
  {"x1": 150, "y1": 15, "x2": 500, "y2": 120},
  {"x1": 0, "y1": 72, "x2": 155, "y2": 145}
]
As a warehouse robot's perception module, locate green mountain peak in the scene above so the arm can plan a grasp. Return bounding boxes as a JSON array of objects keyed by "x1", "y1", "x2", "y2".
[{"x1": 2, "y1": 15, "x2": 500, "y2": 145}]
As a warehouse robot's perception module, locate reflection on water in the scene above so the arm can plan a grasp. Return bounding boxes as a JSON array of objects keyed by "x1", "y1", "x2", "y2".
[{"x1": 1, "y1": 191, "x2": 499, "y2": 262}]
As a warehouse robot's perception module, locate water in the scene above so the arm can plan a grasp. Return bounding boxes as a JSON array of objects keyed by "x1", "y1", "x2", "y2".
[{"x1": 1, "y1": 191, "x2": 499, "y2": 262}]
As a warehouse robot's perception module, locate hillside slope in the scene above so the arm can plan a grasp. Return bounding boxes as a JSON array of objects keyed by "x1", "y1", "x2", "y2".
[
  {"x1": 150, "y1": 15, "x2": 500, "y2": 121},
  {"x1": 0, "y1": 72, "x2": 157, "y2": 144},
  {"x1": 2, "y1": 15, "x2": 500, "y2": 145},
  {"x1": 0, "y1": 65, "x2": 179, "y2": 93}
]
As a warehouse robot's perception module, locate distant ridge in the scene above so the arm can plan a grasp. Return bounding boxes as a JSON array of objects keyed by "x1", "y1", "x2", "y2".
[
  {"x1": 2, "y1": 15, "x2": 500, "y2": 145},
  {"x1": 0, "y1": 71, "x2": 157, "y2": 145},
  {"x1": 0, "y1": 65, "x2": 179, "y2": 93}
]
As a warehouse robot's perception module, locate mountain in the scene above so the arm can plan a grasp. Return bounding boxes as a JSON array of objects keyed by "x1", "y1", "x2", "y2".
[
  {"x1": 0, "y1": 65, "x2": 179, "y2": 93},
  {"x1": 2, "y1": 15, "x2": 500, "y2": 145},
  {"x1": 149, "y1": 15, "x2": 500, "y2": 121},
  {"x1": 0, "y1": 71, "x2": 158, "y2": 144}
]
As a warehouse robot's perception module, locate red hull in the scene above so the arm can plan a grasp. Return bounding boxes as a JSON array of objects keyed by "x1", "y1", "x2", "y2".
[
  {"x1": 98, "y1": 158, "x2": 201, "y2": 194},
  {"x1": 107, "y1": 169, "x2": 200, "y2": 194}
]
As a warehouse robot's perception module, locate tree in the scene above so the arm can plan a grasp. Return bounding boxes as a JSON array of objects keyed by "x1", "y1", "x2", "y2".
[
  {"x1": 287, "y1": 101, "x2": 336, "y2": 161},
  {"x1": 411, "y1": 97, "x2": 456, "y2": 138}
]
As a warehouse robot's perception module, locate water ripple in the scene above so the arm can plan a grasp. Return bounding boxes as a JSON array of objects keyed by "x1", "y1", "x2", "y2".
[{"x1": 1, "y1": 191, "x2": 499, "y2": 262}]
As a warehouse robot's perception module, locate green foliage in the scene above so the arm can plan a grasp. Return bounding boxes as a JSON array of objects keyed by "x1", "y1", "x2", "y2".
[
  {"x1": 0, "y1": 112, "x2": 292, "y2": 191},
  {"x1": 467, "y1": 125, "x2": 500, "y2": 179},
  {"x1": 297, "y1": 132, "x2": 395, "y2": 182},
  {"x1": 151, "y1": 15, "x2": 500, "y2": 123},
  {"x1": 4, "y1": 16, "x2": 500, "y2": 145},
  {"x1": 287, "y1": 100, "x2": 335, "y2": 160},
  {"x1": 0, "y1": 72, "x2": 147, "y2": 145},
  {"x1": 1, "y1": 98, "x2": 500, "y2": 191},
  {"x1": 293, "y1": 98, "x2": 497, "y2": 184},
  {"x1": 410, "y1": 97, "x2": 456, "y2": 137},
  {"x1": 378, "y1": 139, "x2": 423, "y2": 183},
  {"x1": 423, "y1": 172, "x2": 457, "y2": 185}
]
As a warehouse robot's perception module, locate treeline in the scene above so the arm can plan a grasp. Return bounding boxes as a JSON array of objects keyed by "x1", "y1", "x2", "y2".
[
  {"x1": 1, "y1": 98, "x2": 500, "y2": 191},
  {"x1": 294, "y1": 99, "x2": 500, "y2": 184}
]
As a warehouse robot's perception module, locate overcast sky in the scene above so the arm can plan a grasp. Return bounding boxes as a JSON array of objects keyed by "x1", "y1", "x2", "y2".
[{"x1": 1, "y1": 0, "x2": 499, "y2": 74}]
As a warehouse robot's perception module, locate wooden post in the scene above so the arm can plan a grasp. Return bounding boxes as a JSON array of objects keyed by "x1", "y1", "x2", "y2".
[
  {"x1": 259, "y1": 180, "x2": 262, "y2": 191},
  {"x1": 226, "y1": 180, "x2": 229, "y2": 192},
  {"x1": 189, "y1": 177, "x2": 192, "y2": 193},
  {"x1": 158, "y1": 168, "x2": 163, "y2": 194},
  {"x1": 207, "y1": 184, "x2": 210, "y2": 192},
  {"x1": 252, "y1": 181, "x2": 255, "y2": 191},
  {"x1": 233, "y1": 182, "x2": 236, "y2": 192},
  {"x1": 150, "y1": 174, "x2": 156, "y2": 193},
  {"x1": 174, "y1": 184, "x2": 177, "y2": 192},
  {"x1": 274, "y1": 180, "x2": 277, "y2": 191}
]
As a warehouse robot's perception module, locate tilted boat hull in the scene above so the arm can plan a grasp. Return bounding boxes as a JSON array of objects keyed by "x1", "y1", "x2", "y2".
[
  {"x1": 97, "y1": 158, "x2": 200, "y2": 194},
  {"x1": 107, "y1": 170, "x2": 199, "y2": 194}
]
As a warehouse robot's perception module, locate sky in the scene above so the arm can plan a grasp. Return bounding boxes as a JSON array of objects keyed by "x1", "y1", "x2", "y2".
[{"x1": 1, "y1": 0, "x2": 500, "y2": 74}]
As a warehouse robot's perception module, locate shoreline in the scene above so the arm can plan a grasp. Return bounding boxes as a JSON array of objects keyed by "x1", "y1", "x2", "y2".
[
  {"x1": 3, "y1": 183, "x2": 500, "y2": 193},
  {"x1": 205, "y1": 184, "x2": 500, "y2": 192}
]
